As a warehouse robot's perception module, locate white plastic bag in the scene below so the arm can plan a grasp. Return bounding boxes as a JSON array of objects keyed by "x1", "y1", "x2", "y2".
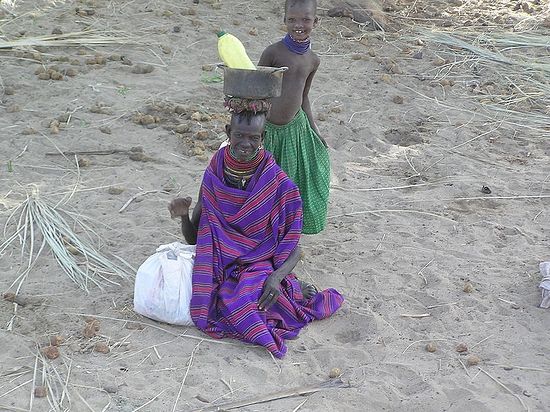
[{"x1": 134, "y1": 242, "x2": 196, "y2": 325}]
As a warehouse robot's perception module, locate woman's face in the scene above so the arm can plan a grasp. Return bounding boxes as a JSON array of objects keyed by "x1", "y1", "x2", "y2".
[{"x1": 226, "y1": 114, "x2": 265, "y2": 161}]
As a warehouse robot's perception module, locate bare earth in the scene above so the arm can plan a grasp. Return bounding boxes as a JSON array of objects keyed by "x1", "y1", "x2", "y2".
[{"x1": 1, "y1": 0, "x2": 549, "y2": 411}]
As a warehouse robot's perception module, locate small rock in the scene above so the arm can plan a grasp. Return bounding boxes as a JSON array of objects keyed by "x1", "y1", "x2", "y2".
[
  {"x1": 522, "y1": 389, "x2": 532, "y2": 397},
  {"x1": 22, "y1": 127, "x2": 37, "y2": 135},
  {"x1": 94, "y1": 342, "x2": 110, "y2": 354},
  {"x1": 351, "y1": 53, "x2": 363, "y2": 60},
  {"x1": 6, "y1": 104, "x2": 21, "y2": 113},
  {"x1": 131, "y1": 64, "x2": 155, "y2": 74},
  {"x1": 481, "y1": 185, "x2": 491, "y2": 194},
  {"x1": 195, "y1": 130, "x2": 209, "y2": 140},
  {"x1": 70, "y1": 59, "x2": 81, "y2": 66},
  {"x1": 51, "y1": 27, "x2": 63, "y2": 35},
  {"x1": 466, "y1": 354, "x2": 481, "y2": 366},
  {"x1": 50, "y1": 71, "x2": 64, "y2": 81},
  {"x1": 50, "y1": 335, "x2": 65, "y2": 346},
  {"x1": 42, "y1": 345, "x2": 60, "y2": 360},
  {"x1": 108, "y1": 54, "x2": 121, "y2": 61},
  {"x1": 201, "y1": 64, "x2": 214, "y2": 72},
  {"x1": 38, "y1": 72, "x2": 51, "y2": 80},
  {"x1": 425, "y1": 342, "x2": 437, "y2": 352},
  {"x1": 328, "y1": 367, "x2": 341, "y2": 378},
  {"x1": 107, "y1": 187, "x2": 124, "y2": 195},
  {"x1": 456, "y1": 343, "x2": 468, "y2": 353},
  {"x1": 173, "y1": 25, "x2": 181, "y2": 33},
  {"x1": 83, "y1": 319, "x2": 100, "y2": 338},
  {"x1": 249, "y1": 27, "x2": 258, "y2": 36},
  {"x1": 160, "y1": 45, "x2": 172, "y2": 54},
  {"x1": 380, "y1": 73, "x2": 392, "y2": 83},
  {"x1": 368, "y1": 49, "x2": 376, "y2": 57},
  {"x1": 77, "y1": 158, "x2": 91, "y2": 168},
  {"x1": 103, "y1": 384, "x2": 118, "y2": 394},
  {"x1": 175, "y1": 123, "x2": 191, "y2": 134},
  {"x1": 412, "y1": 50, "x2": 423, "y2": 59},
  {"x1": 99, "y1": 126, "x2": 112, "y2": 134},
  {"x1": 463, "y1": 282, "x2": 474, "y2": 293},
  {"x1": 34, "y1": 386, "x2": 47, "y2": 398},
  {"x1": 4, "y1": 86, "x2": 15, "y2": 95},
  {"x1": 392, "y1": 95, "x2": 404, "y2": 104},
  {"x1": 65, "y1": 68, "x2": 78, "y2": 77}
]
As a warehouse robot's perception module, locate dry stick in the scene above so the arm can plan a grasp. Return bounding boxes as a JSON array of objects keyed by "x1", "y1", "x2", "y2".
[
  {"x1": 458, "y1": 358, "x2": 471, "y2": 378},
  {"x1": 131, "y1": 389, "x2": 167, "y2": 412},
  {"x1": 328, "y1": 209, "x2": 456, "y2": 223},
  {"x1": 478, "y1": 367, "x2": 529, "y2": 412},
  {"x1": 74, "y1": 388, "x2": 97, "y2": 412},
  {"x1": 470, "y1": 335, "x2": 494, "y2": 350},
  {"x1": 400, "y1": 313, "x2": 431, "y2": 318},
  {"x1": 45, "y1": 149, "x2": 130, "y2": 156},
  {"x1": 426, "y1": 301, "x2": 458, "y2": 309},
  {"x1": 0, "y1": 378, "x2": 33, "y2": 399},
  {"x1": 65, "y1": 313, "x2": 235, "y2": 345},
  {"x1": 417, "y1": 258, "x2": 434, "y2": 286},
  {"x1": 193, "y1": 380, "x2": 347, "y2": 412},
  {"x1": 292, "y1": 398, "x2": 309, "y2": 412},
  {"x1": 119, "y1": 190, "x2": 163, "y2": 213},
  {"x1": 172, "y1": 341, "x2": 202, "y2": 412}
]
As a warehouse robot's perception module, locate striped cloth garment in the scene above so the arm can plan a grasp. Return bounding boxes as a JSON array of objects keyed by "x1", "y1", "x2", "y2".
[{"x1": 190, "y1": 147, "x2": 343, "y2": 358}]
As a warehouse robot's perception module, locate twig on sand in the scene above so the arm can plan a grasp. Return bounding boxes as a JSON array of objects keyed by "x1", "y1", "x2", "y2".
[
  {"x1": 131, "y1": 389, "x2": 167, "y2": 412},
  {"x1": 471, "y1": 335, "x2": 493, "y2": 350},
  {"x1": 292, "y1": 398, "x2": 309, "y2": 412},
  {"x1": 46, "y1": 149, "x2": 132, "y2": 156},
  {"x1": 478, "y1": 367, "x2": 529, "y2": 412},
  {"x1": 172, "y1": 341, "x2": 202, "y2": 412},
  {"x1": 328, "y1": 209, "x2": 456, "y2": 223},
  {"x1": 400, "y1": 313, "x2": 431, "y2": 318},
  {"x1": 0, "y1": 405, "x2": 29, "y2": 412},
  {"x1": 119, "y1": 190, "x2": 165, "y2": 213},
  {"x1": 426, "y1": 301, "x2": 458, "y2": 309},
  {"x1": 485, "y1": 363, "x2": 550, "y2": 373},
  {"x1": 458, "y1": 358, "x2": 471, "y2": 378},
  {"x1": 192, "y1": 379, "x2": 348, "y2": 412},
  {"x1": 417, "y1": 258, "x2": 434, "y2": 285}
]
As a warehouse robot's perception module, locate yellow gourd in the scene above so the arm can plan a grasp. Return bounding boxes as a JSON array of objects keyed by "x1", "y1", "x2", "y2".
[{"x1": 217, "y1": 31, "x2": 256, "y2": 70}]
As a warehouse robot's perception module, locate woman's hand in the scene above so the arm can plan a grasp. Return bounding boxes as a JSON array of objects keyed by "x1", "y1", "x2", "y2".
[
  {"x1": 258, "y1": 274, "x2": 283, "y2": 311},
  {"x1": 168, "y1": 197, "x2": 192, "y2": 219}
]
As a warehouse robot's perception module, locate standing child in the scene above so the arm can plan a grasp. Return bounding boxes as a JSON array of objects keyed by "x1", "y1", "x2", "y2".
[{"x1": 259, "y1": 0, "x2": 329, "y2": 235}]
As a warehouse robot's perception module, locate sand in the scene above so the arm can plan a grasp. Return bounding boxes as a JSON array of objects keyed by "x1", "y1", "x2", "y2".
[{"x1": 1, "y1": 0, "x2": 549, "y2": 411}]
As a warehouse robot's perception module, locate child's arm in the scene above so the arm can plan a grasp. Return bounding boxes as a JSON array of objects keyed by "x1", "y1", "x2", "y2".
[
  {"x1": 302, "y1": 69, "x2": 328, "y2": 148},
  {"x1": 258, "y1": 46, "x2": 274, "y2": 67}
]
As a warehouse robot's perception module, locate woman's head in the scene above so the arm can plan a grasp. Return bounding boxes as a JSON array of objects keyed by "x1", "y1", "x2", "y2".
[{"x1": 225, "y1": 111, "x2": 267, "y2": 162}]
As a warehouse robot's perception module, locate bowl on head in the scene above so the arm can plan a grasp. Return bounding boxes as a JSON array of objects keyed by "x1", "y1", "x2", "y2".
[{"x1": 221, "y1": 65, "x2": 288, "y2": 99}]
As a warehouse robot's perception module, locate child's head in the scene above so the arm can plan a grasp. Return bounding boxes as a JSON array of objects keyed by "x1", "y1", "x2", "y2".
[{"x1": 284, "y1": 0, "x2": 318, "y2": 41}]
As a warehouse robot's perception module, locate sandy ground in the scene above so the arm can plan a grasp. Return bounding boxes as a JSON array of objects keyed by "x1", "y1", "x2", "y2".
[{"x1": 1, "y1": 0, "x2": 549, "y2": 411}]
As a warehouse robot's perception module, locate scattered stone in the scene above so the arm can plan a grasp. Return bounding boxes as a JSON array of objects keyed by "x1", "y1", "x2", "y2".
[
  {"x1": 160, "y1": 45, "x2": 172, "y2": 54},
  {"x1": 99, "y1": 126, "x2": 112, "y2": 134},
  {"x1": 317, "y1": 113, "x2": 327, "y2": 121},
  {"x1": 6, "y1": 104, "x2": 21, "y2": 113},
  {"x1": 50, "y1": 71, "x2": 64, "y2": 81},
  {"x1": 175, "y1": 123, "x2": 191, "y2": 134},
  {"x1": 90, "y1": 103, "x2": 113, "y2": 115},
  {"x1": 75, "y1": 8, "x2": 95, "y2": 17},
  {"x1": 34, "y1": 386, "x2": 47, "y2": 398},
  {"x1": 249, "y1": 27, "x2": 258, "y2": 36},
  {"x1": 201, "y1": 64, "x2": 214, "y2": 72},
  {"x1": 195, "y1": 130, "x2": 209, "y2": 140},
  {"x1": 65, "y1": 68, "x2": 78, "y2": 77},
  {"x1": 38, "y1": 72, "x2": 51, "y2": 81},
  {"x1": 107, "y1": 187, "x2": 124, "y2": 195},
  {"x1": 328, "y1": 367, "x2": 341, "y2": 378},
  {"x1": 121, "y1": 56, "x2": 133, "y2": 66},
  {"x1": 94, "y1": 342, "x2": 110, "y2": 354},
  {"x1": 425, "y1": 342, "x2": 437, "y2": 352},
  {"x1": 22, "y1": 127, "x2": 37, "y2": 135},
  {"x1": 131, "y1": 64, "x2": 155, "y2": 74},
  {"x1": 50, "y1": 335, "x2": 65, "y2": 346},
  {"x1": 412, "y1": 50, "x2": 423, "y2": 59},
  {"x1": 463, "y1": 282, "x2": 474, "y2": 293},
  {"x1": 108, "y1": 54, "x2": 121, "y2": 61},
  {"x1": 380, "y1": 73, "x2": 392, "y2": 83},
  {"x1": 392, "y1": 95, "x2": 404, "y2": 104},
  {"x1": 173, "y1": 25, "x2": 181, "y2": 33},
  {"x1": 481, "y1": 185, "x2": 491, "y2": 194},
  {"x1": 4, "y1": 86, "x2": 15, "y2": 95},
  {"x1": 133, "y1": 114, "x2": 158, "y2": 125},
  {"x1": 359, "y1": 37, "x2": 369, "y2": 47},
  {"x1": 51, "y1": 27, "x2": 63, "y2": 35},
  {"x1": 456, "y1": 343, "x2": 468, "y2": 353},
  {"x1": 129, "y1": 151, "x2": 153, "y2": 162},
  {"x1": 70, "y1": 59, "x2": 81, "y2": 66},
  {"x1": 83, "y1": 319, "x2": 100, "y2": 338},
  {"x1": 42, "y1": 345, "x2": 60, "y2": 360},
  {"x1": 77, "y1": 158, "x2": 91, "y2": 168},
  {"x1": 181, "y1": 8, "x2": 197, "y2": 15},
  {"x1": 368, "y1": 49, "x2": 376, "y2": 57},
  {"x1": 351, "y1": 53, "x2": 363, "y2": 60},
  {"x1": 466, "y1": 354, "x2": 481, "y2": 366},
  {"x1": 103, "y1": 384, "x2": 118, "y2": 394},
  {"x1": 433, "y1": 57, "x2": 447, "y2": 67}
]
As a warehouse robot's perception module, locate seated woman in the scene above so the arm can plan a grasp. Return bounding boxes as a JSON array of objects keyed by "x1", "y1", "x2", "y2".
[{"x1": 169, "y1": 109, "x2": 343, "y2": 358}]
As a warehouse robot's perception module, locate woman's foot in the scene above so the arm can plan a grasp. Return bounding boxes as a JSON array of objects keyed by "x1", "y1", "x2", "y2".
[{"x1": 298, "y1": 280, "x2": 318, "y2": 299}]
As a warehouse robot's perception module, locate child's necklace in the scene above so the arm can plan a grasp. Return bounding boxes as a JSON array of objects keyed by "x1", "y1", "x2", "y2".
[{"x1": 283, "y1": 33, "x2": 311, "y2": 55}]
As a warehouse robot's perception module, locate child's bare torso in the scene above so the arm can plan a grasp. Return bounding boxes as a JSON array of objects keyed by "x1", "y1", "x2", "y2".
[{"x1": 259, "y1": 41, "x2": 320, "y2": 125}]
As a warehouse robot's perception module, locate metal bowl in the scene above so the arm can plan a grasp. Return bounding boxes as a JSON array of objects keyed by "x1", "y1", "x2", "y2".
[{"x1": 221, "y1": 65, "x2": 288, "y2": 99}]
